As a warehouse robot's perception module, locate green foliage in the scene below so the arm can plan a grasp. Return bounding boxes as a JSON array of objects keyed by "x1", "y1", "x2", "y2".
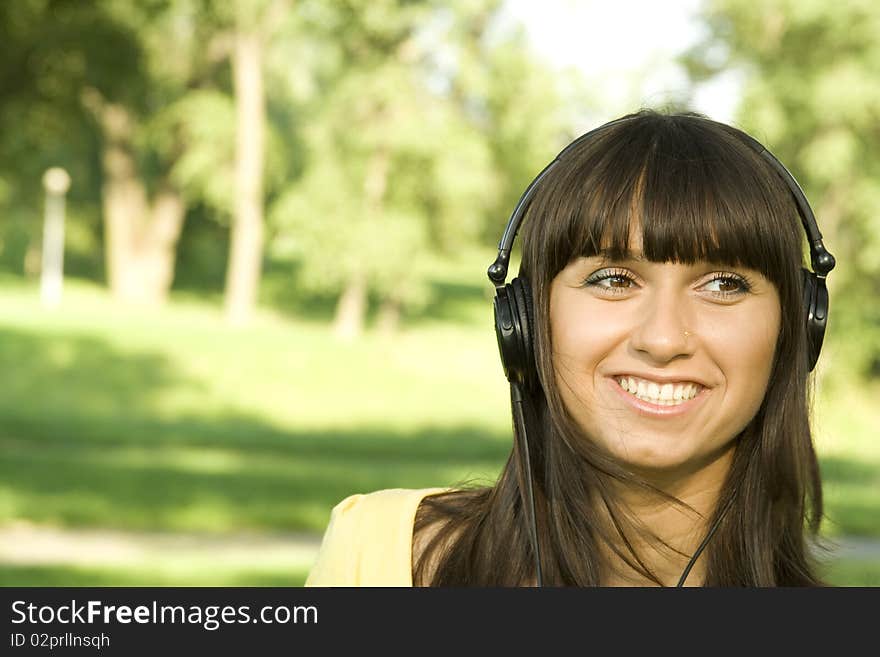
[
  {"x1": 268, "y1": 0, "x2": 569, "y2": 315},
  {"x1": 0, "y1": 0, "x2": 573, "y2": 319},
  {"x1": 685, "y1": 0, "x2": 880, "y2": 383},
  {"x1": 481, "y1": 36, "x2": 571, "y2": 234},
  {"x1": 148, "y1": 90, "x2": 238, "y2": 214},
  {"x1": 0, "y1": 0, "x2": 146, "y2": 275},
  {"x1": 147, "y1": 89, "x2": 291, "y2": 219}
]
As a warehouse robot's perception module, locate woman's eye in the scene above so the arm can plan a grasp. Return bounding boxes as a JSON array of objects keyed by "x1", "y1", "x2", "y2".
[
  {"x1": 582, "y1": 269, "x2": 636, "y2": 295},
  {"x1": 703, "y1": 274, "x2": 752, "y2": 297}
]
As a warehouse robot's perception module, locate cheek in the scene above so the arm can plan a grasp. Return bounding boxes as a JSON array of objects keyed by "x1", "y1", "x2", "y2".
[
  {"x1": 550, "y1": 295, "x2": 625, "y2": 366},
  {"x1": 711, "y1": 301, "x2": 781, "y2": 414},
  {"x1": 549, "y1": 297, "x2": 624, "y2": 421}
]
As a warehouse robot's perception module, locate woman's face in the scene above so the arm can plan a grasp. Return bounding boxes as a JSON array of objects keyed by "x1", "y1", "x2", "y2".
[{"x1": 548, "y1": 233, "x2": 782, "y2": 481}]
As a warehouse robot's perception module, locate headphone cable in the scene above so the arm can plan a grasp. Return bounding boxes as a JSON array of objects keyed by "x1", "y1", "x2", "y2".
[
  {"x1": 511, "y1": 381, "x2": 543, "y2": 587},
  {"x1": 675, "y1": 491, "x2": 735, "y2": 587}
]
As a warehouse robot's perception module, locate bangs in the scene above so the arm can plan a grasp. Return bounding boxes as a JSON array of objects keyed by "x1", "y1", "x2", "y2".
[{"x1": 526, "y1": 114, "x2": 802, "y2": 286}]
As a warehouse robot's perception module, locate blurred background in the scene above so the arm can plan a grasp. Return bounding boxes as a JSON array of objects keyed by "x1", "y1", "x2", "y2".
[{"x1": 1, "y1": 0, "x2": 878, "y2": 586}]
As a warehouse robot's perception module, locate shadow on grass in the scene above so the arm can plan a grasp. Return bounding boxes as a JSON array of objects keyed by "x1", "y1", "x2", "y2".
[
  {"x1": 0, "y1": 326, "x2": 508, "y2": 534},
  {"x1": 0, "y1": 420, "x2": 509, "y2": 534}
]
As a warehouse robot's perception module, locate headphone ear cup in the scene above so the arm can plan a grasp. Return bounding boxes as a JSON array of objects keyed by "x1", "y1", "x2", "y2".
[
  {"x1": 492, "y1": 278, "x2": 538, "y2": 391},
  {"x1": 510, "y1": 277, "x2": 537, "y2": 391},
  {"x1": 519, "y1": 277, "x2": 535, "y2": 342},
  {"x1": 801, "y1": 267, "x2": 828, "y2": 372},
  {"x1": 493, "y1": 285, "x2": 523, "y2": 387}
]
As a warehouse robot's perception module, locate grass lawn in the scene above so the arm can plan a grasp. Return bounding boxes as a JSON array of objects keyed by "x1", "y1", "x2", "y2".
[
  {"x1": 0, "y1": 564, "x2": 309, "y2": 587},
  {"x1": 0, "y1": 559, "x2": 874, "y2": 586},
  {"x1": 0, "y1": 254, "x2": 877, "y2": 586}
]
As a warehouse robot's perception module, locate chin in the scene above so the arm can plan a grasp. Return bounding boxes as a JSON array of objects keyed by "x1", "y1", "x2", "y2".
[
  {"x1": 614, "y1": 441, "x2": 734, "y2": 486},
  {"x1": 623, "y1": 456, "x2": 693, "y2": 476},
  {"x1": 605, "y1": 442, "x2": 698, "y2": 475}
]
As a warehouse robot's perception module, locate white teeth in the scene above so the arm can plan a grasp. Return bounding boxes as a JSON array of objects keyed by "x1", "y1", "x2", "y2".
[{"x1": 617, "y1": 377, "x2": 701, "y2": 405}]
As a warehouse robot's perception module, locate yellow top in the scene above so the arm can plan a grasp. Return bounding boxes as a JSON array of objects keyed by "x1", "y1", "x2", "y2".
[{"x1": 304, "y1": 487, "x2": 449, "y2": 587}]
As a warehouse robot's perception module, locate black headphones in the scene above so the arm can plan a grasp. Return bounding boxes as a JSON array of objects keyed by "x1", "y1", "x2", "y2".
[{"x1": 488, "y1": 116, "x2": 837, "y2": 392}]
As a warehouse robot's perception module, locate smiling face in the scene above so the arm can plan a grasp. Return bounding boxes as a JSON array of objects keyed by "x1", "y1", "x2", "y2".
[{"x1": 548, "y1": 231, "x2": 782, "y2": 483}]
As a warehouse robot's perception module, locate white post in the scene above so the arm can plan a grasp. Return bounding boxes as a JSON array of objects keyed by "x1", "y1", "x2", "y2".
[{"x1": 40, "y1": 167, "x2": 71, "y2": 309}]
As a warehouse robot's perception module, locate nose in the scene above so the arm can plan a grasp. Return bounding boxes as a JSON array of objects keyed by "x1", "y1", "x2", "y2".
[{"x1": 628, "y1": 288, "x2": 696, "y2": 364}]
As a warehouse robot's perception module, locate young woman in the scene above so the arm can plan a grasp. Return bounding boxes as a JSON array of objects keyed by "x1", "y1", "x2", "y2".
[{"x1": 305, "y1": 109, "x2": 835, "y2": 587}]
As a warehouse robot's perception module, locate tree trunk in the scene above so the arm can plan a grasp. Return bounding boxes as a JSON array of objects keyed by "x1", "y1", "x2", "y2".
[
  {"x1": 225, "y1": 29, "x2": 265, "y2": 326},
  {"x1": 142, "y1": 186, "x2": 186, "y2": 303},
  {"x1": 331, "y1": 146, "x2": 390, "y2": 338},
  {"x1": 376, "y1": 297, "x2": 401, "y2": 336},
  {"x1": 332, "y1": 272, "x2": 368, "y2": 340},
  {"x1": 83, "y1": 90, "x2": 185, "y2": 307}
]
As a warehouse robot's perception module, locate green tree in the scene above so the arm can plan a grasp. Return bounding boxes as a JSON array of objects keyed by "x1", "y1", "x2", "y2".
[
  {"x1": 685, "y1": 0, "x2": 880, "y2": 384},
  {"x1": 271, "y1": 0, "x2": 487, "y2": 337},
  {"x1": 151, "y1": 0, "x2": 309, "y2": 325},
  {"x1": 270, "y1": 0, "x2": 569, "y2": 337},
  {"x1": 214, "y1": 0, "x2": 294, "y2": 326},
  {"x1": 0, "y1": 0, "x2": 295, "y2": 315},
  {"x1": 0, "y1": 0, "x2": 247, "y2": 306},
  {"x1": 0, "y1": 0, "x2": 141, "y2": 280},
  {"x1": 77, "y1": 0, "x2": 216, "y2": 307}
]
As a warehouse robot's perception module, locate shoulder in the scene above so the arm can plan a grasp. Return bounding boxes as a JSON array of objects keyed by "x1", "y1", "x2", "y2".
[
  {"x1": 335, "y1": 487, "x2": 448, "y2": 515},
  {"x1": 326, "y1": 488, "x2": 450, "y2": 536},
  {"x1": 305, "y1": 487, "x2": 449, "y2": 587}
]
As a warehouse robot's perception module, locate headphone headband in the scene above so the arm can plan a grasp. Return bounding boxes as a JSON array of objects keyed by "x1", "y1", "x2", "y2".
[
  {"x1": 487, "y1": 115, "x2": 836, "y2": 286},
  {"x1": 745, "y1": 141, "x2": 835, "y2": 278}
]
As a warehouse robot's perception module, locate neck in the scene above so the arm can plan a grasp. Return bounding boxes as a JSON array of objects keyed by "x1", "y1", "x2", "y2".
[{"x1": 598, "y1": 445, "x2": 735, "y2": 587}]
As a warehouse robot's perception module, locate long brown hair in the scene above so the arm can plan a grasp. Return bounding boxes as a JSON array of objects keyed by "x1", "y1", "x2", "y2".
[{"x1": 413, "y1": 109, "x2": 826, "y2": 586}]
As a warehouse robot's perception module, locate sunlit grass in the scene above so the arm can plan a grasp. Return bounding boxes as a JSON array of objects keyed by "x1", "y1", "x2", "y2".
[
  {"x1": 819, "y1": 558, "x2": 880, "y2": 587},
  {"x1": 813, "y1": 373, "x2": 880, "y2": 538}
]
